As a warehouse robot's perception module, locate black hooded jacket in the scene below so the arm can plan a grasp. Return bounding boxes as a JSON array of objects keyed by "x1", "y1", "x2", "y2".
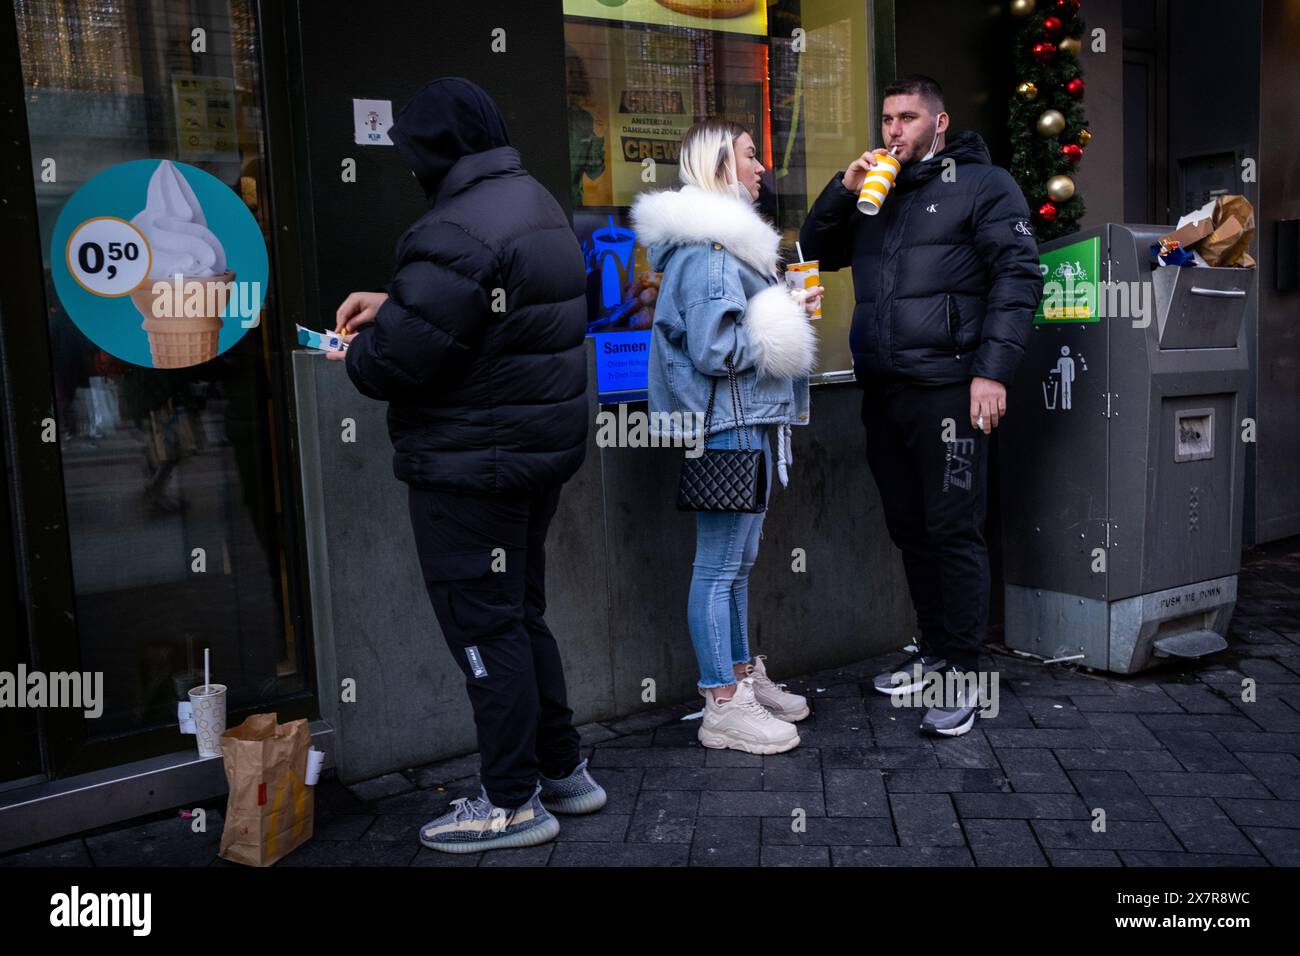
[
  {"x1": 799, "y1": 130, "x2": 1043, "y2": 387},
  {"x1": 345, "y1": 78, "x2": 588, "y2": 493}
]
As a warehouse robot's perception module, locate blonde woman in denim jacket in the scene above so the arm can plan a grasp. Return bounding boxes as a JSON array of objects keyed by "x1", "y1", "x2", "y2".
[{"x1": 630, "y1": 120, "x2": 821, "y2": 755}]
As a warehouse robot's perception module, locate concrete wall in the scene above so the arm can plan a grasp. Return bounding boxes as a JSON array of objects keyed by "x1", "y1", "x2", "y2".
[
  {"x1": 1166, "y1": 2, "x2": 1261, "y2": 548},
  {"x1": 893, "y1": 0, "x2": 1125, "y2": 227},
  {"x1": 893, "y1": 1, "x2": 1015, "y2": 166},
  {"x1": 284, "y1": 0, "x2": 573, "y2": 366},
  {"x1": 294, "y1": 344, "x2": 910, "y2": 783},
  {"x1": 1074, "y1": 0, "x2": 1125, "y2": 229},
  {"x1": 1253, "y1": 1, "x2": 1300, "y2": 543}
]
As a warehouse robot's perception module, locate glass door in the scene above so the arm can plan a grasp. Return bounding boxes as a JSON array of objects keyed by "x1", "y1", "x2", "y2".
[{"x1": 5, "y1": 0, "x2": 312, "y2": 777}]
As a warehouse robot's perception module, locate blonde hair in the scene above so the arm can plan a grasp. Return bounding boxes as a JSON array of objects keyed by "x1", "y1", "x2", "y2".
[{"x1": 677, "y1": 119, "x2": 748, "y2": 194}]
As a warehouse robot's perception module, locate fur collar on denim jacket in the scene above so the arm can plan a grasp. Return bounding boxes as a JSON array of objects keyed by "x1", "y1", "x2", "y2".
[
  {"x1": 630, "y1": 184, "x2": 783, "y2": 280},
  {"x1": 631, "y1": 186, "x2": 816, "y2": 379}
]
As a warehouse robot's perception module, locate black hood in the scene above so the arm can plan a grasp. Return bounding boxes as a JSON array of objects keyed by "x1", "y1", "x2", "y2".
[
  {"x1": 390, "y1": 77, "x2": 511, "y2": 201},
  {"x1": 897, "y1": 129, "x2": 991, "y2": 191}
]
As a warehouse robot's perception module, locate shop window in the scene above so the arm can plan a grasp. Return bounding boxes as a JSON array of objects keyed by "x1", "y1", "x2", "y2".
[{"x1": 563, "y1": 0, "x2": 871, "y2": 397}]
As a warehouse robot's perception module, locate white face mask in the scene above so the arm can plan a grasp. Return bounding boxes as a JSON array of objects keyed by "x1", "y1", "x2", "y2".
[
  {"x1": 724, "y1": 155, "x2": 754, "y2": 203},
  {"x1": 920, "y1": 118, "x2": 942, "y2": 162}
]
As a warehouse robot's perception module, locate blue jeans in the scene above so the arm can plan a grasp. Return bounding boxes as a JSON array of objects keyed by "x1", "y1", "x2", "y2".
[{"x1": 687, "y1": 424, "x2": 773, "y2": 688}]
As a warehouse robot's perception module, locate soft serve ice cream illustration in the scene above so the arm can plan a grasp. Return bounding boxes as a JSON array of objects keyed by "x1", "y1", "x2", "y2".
[{"x1": 128, "y1": 160, "x2": 235, "y2": 367}]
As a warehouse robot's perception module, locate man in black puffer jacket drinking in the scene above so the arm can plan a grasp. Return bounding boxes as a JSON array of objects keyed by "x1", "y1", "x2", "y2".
[
  {"x1": 800, "y1": 75, "x2": 1043, "y2": 738},
  {"x1": 331, "y1": 77, "x2": 605, "y2": 853}
]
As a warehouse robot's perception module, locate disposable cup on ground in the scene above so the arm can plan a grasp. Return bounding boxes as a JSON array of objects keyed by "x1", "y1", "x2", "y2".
[{"x1": 187, "y1": 683, "x2": 227, "y2": 757}]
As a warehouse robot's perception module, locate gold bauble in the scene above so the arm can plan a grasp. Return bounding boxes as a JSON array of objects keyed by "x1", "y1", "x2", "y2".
[
  {"x1": 1077, "y1": 127, "x2": 1093, "y2": 146},
  {"x1": 1046, "y1": 174, "x2": 1076, "y2": 202},
  {"x1": 1010, "y1": 0, "x2": 1036, "y2": 16},
  {"x1": 1036, "y1": 109, "x2": 1066, "y2": 137},
  {"x1": 1016, "y1": 81, "x2": 1038, "y2": 101},
  {"x1": 1058, "y1": 36, "x2": 1081, "y2": 57}
]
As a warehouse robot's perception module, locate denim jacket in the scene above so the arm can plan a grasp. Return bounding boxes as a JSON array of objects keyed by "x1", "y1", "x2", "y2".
[{"x1": 629, "y1": 185, "x2": 816, "y2": 483}]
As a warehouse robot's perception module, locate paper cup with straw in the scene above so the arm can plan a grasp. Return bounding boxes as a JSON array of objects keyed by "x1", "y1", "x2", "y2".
[
  {"x1": 857, "y1": 147, "x2": 902, "y2": 216},
  {"x1": 785, "y1": 241, "x2": 822, "y2": 320},
  {"x1": 188, "y1": 648, "x2": 227, "y2": 758}
]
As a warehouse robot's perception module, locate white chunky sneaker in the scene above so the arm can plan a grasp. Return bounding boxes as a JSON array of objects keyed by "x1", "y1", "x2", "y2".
[
  {"x1": 747, "y1": 655, "x2": 810, "y2": 722},
  {"x1": 698, "y1": 677, "x2": 800, "y2": 755}
]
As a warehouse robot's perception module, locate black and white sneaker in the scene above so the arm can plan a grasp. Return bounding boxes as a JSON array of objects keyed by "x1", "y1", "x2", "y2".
[
  {"x1": 872, "y1": 652, "x2": 947, "y2": 696},
  {"x1": 919, "y1": 665, "x2": 981, "y2": 737}
]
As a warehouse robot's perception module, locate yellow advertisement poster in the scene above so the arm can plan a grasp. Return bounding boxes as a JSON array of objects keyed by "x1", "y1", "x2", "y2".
[
  {"x1": 563, "y1": 0, "x2": 768, "y2": 38},
  {"x1": 606, "y1": 28, "x2": 696, "y2": 205}
]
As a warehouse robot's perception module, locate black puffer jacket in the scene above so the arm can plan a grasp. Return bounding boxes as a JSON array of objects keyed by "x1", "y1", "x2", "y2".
[
  {"x1": 799, "y1": 130, "x2": 1042, "y2": 387},
  {"x1": 345, "y1": 78, "x2": 588, "y2": 493}
]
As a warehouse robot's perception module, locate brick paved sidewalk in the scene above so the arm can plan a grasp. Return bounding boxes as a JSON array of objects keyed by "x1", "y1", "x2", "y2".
[{"x1": 6, "y1": 544, "x2": 1300, "y2": 868}]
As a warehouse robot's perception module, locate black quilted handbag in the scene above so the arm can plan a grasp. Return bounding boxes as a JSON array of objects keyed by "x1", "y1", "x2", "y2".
[{"x1": 676, "y1": 357, "x2": 766, "y2": 513}]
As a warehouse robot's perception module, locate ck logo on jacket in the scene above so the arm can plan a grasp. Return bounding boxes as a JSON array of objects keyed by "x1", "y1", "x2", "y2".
[{"x1": 926, "y1": 202, "x2": 938, "y2": 213}]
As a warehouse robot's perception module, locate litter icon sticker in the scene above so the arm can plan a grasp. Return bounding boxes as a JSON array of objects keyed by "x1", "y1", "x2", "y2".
[{"x1": 1041, "y1": 345, "x2": 1088, "y2": 411}]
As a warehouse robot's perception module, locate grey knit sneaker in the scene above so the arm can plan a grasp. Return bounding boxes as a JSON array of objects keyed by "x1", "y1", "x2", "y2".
[
  {"x1": 418, "y1": 784, "x2": 559, "y2": 854},
  {"x1": 538, "y1": 757, "x2": 607, "y2": 814}
]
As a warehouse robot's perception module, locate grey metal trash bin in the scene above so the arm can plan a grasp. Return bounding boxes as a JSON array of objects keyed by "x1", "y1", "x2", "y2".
[{"x1": 999, "y1": 223, "x2": 1250, "y2": 673}]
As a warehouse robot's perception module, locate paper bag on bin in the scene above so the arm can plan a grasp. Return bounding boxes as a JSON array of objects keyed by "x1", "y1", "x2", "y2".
[
  {"x1": 1198, "y1": 194, "x2": 1255, "y2": 268},
  {"x1": 1159, "y1": 194, "x2": 1255, "y2": 268},
  {"x1": 1159, "y1": 217, "x2": 1214, "y2": 252},
  {"x1": 218, "y1": 713, "x2": 315, "y2": 866}
]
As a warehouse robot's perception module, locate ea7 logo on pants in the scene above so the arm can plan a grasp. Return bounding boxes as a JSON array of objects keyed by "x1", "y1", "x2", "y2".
[
  {"x1": 465, "y1": 646, "x2": 488, "y2": 678},
  {"x1": 943, "y1": 438, "x2": 975, "y2": 492}
]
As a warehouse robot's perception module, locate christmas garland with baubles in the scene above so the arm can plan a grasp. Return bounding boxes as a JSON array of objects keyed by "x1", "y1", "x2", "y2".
[{"x1": 1008, "y1": 0, "x2": 1091, "y2": 241}]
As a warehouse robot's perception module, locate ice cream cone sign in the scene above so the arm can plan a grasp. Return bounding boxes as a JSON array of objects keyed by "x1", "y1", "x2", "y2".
[{"x1": 51, "y1": 158, "x2": 269, "y2": 369}]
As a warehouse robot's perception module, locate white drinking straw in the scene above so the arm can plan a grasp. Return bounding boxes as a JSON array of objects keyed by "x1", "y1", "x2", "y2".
[
  {"x1": 204, "y1": 648, "x2": 210, "y2": 694},
  {"x1": 796, "y1": 241, "x2": 804, "y2": 262}
]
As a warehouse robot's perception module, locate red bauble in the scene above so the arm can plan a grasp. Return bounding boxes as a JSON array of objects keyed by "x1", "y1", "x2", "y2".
[
  {"x1": 1055, "y1": 0, "x2": 1081, "y2": 11},
  {"x1": 1031, "y1": 42, "x2": 1056, "y2": 64},
  {"x1": 1061, "y1": 143, "x2": 1084, "y2": 163},
  {"x1": 1066, "y1": 76, "x2": 1085, "y2": 98},
  {"x1": 1043, "y1": 16, "x2": 1063, "y2": 38},
  {"x1": 1037, "y1": 201, "x2": 1059, "y2": 223}
]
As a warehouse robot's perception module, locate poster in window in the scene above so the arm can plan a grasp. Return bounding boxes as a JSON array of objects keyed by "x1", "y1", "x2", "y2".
[
  {"x1": 172, "y1": 74, "x2": 239, "y2": 162},
  {"x1": 607, "y1": 28, "x2": 697, "y2": 207},
  {"x1": 566, "y1": 26, "x2": 614, "y2": 208},
  {"x1": 563, "y1": 0, "x2": 767, "y2": 37}
]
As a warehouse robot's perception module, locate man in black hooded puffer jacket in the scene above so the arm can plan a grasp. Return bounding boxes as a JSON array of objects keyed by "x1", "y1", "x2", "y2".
[
  {"x1": 333, "y1": 78, "x2": 603, "y2": 852},
  {"x1": 800, "y1": 75, "x2": 1043, "y2": 738}
]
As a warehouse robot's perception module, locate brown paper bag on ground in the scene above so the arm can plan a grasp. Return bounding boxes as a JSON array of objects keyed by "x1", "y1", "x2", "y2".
[
  {"x1": 1199, "y1": 194, "x2": 1256, "y2": 267},
  {"x1": 218, "y1": 713, "x2": 315, "y2": 866}
]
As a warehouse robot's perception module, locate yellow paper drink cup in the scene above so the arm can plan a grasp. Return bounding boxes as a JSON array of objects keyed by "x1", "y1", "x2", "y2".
[{"x1": 857, "y1": 152, "x2": 902, "y2": 216}]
